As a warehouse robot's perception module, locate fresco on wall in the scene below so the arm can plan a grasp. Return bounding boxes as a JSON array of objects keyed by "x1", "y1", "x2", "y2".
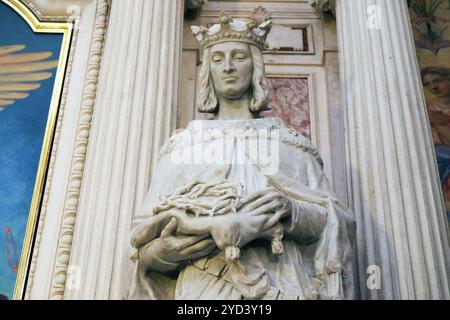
[
  {"x1": 0, "y1": 1, "x2": 63, "y2": 299},
  {"x1": 409, "y1": 0, "x2": 450, "y2": 225},
  {"x1": 262, "y1": 78, "x2": 311, "y2": 139}
]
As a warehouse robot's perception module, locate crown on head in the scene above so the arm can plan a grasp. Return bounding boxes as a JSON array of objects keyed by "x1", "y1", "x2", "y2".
[{"x1": 191, "y1": 11, "x2": 272, "y2": 51}]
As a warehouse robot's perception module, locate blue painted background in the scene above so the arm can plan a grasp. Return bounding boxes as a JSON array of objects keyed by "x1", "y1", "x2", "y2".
[{"x1": 0, "y1": 1, "x2": 62, "y2": 299}]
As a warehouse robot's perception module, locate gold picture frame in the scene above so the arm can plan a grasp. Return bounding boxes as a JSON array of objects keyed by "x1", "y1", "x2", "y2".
[{"x1": 1, "y1": 0, "x2": 73, "y2": 300}]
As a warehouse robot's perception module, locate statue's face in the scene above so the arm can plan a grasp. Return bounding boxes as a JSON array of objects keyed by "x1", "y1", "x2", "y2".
[{"x1": 209, "y1": 42, "x2": 254, "y2": 100}]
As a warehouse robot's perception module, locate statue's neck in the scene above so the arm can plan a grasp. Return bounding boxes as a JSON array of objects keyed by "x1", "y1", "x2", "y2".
[{"x1": 214, "y1": 94, "x2": 255, "y2": 120}]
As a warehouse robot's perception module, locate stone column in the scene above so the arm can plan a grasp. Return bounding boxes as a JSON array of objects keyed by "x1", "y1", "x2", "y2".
[
  {"x1": 335, "y1": 0, "x2": 450, "y2": 299},
  {"x1": 50, "y1": 0, "x2": 184, "y2": 299}
]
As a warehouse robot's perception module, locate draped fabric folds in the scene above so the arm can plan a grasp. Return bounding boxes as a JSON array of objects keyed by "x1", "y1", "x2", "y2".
[{"x1": 126, "y1": 118, "x2": 355, "y2": 300}]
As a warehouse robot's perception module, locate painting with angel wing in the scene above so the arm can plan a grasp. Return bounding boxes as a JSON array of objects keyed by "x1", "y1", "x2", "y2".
[
  {"x1": 0, "y1": 1, "x2": 63, "y2": 299},
  {"x1": 0, "y1": 45, "x2": 58, "y2": 111}
]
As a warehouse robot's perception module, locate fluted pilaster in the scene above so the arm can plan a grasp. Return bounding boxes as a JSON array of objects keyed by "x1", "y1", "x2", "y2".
[
  {"x1": 28, "y1": 0, "x2": 110, "y2": 300},
  {"x1": 56, "y1": 0, "x2": 184, "y2": 299},
  {"x1": 336, "y1": 0, "x2": 450, "y2": 299}
]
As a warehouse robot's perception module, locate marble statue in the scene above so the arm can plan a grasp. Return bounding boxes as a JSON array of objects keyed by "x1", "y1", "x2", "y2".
[{"x1": 127, "y1": 11, "x2": 356, "y2": 300}]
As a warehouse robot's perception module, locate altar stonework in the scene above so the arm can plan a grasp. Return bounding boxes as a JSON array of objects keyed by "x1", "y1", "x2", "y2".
[{"x1": 127, "y1": 12, "x2": 355, "y2": 300}]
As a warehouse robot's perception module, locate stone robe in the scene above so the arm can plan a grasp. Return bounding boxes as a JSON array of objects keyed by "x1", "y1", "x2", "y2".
[{"x1": 127, "y1": 117, "x2": 355, "y2": 300}]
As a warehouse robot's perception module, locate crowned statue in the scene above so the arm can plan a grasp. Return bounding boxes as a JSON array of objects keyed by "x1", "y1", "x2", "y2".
[{"x1": 127, "y1": 11, "x2": 356, "y2": 300}]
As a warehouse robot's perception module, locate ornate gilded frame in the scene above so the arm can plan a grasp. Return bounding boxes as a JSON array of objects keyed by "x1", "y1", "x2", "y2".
[{"x1": 1, "y1": 0, "x2": 73, "y2": 299}]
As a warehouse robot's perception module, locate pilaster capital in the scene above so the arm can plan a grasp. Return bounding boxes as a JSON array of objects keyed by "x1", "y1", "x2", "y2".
[
  {"x1": 185, "y1": 0, "x2": 207, "y2": 13},
  {"x1": 309, "y1": 0, "x2": 336, "y2": 16}
]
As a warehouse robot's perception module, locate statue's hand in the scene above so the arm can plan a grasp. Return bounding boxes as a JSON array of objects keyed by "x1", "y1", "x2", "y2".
[
  {"x1": 202, "y1": 187, "x2": 292, "y2": 251},
  {"x1": 239, "y1": 187, "x2": 292, "y2": 227},
  {"x1": 159, "y1": 187, "x2": 291, "y2": 259},
  {"x1": 139, "y1": 218, "x2": 216, "y2": 273}
]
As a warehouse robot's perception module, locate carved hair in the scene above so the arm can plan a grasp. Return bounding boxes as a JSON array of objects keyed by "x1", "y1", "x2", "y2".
[{"x1": 197, "y1": 44, "x2": 270, "y2": 114}]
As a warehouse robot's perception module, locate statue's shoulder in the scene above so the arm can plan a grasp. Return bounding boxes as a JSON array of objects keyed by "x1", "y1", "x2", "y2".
[
  {"x1": 279, "y1": 125, "x2": 324, "y2": 168},
  {"x1": 158, "y1": 128, "x2": 188, "y2": 158},
  {"x1": 157, "y1": 119, "x2": 213, "y2": 157}
]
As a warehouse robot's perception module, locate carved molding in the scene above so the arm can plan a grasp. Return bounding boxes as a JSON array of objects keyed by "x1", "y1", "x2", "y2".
[
  {"x1": 45, "y1": 0, "x2": 109, "y2": 299},
  {"x1": 19, "y1": 0, "x2": 44, "y2": 20},
  {"x1": 20, "y1": 0, "x2": 92, "y2": 21}
]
